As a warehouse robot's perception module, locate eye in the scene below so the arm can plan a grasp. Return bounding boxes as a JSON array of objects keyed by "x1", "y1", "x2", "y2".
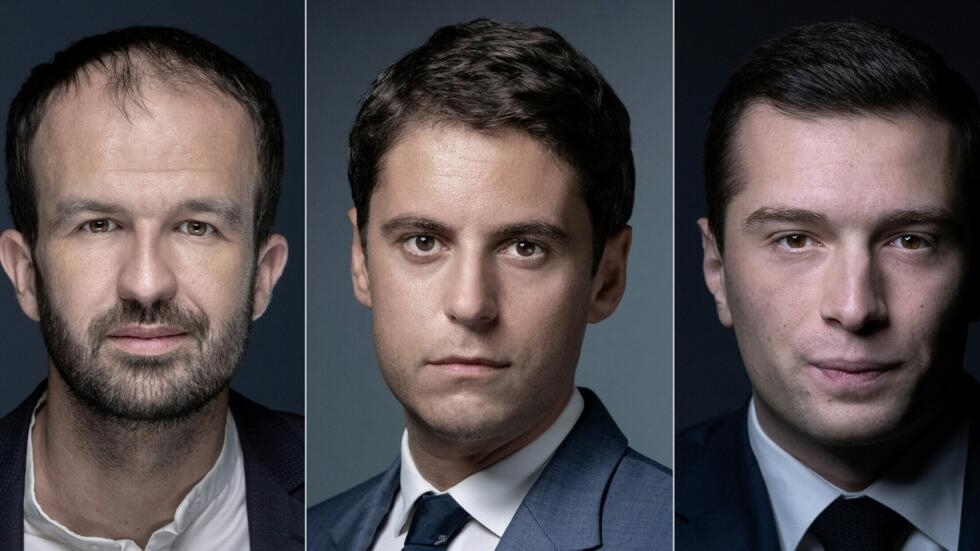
[
  {"x1": 775, "y1": 233, "x2": 814, "y2": 250},
  {"x1": 502, "y1": 239, "x2": 546, "y2": 259},
  {"x1": 178, "y1": 220, "x2": 215, "y2": 237},
  {"x1": 402, "y1": 235, "x2": 442, "y2": 257},
  {"x1": 80, "y1": 218, "x2": 119, "y2": 233},
  {"x1": 889, "y1": 234, "x2": 931, "y2": 250}
]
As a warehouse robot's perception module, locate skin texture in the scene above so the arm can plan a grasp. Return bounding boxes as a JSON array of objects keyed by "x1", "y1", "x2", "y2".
[
  {"x1": 0, "y1": 70, "x2": 287, "y2": 544},
  {"x1": 700, "y1": 104, "x2": 971, "y2": 490},
  {"x1": 350, "y1": 123, "x2": 630, "y2": 489}
]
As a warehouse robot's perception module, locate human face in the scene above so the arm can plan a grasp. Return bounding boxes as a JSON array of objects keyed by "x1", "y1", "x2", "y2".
[
  {"x1": 0, "y1": 74, "x2": 286, "y2": 420},
  {"x1": 701, "y1": 104, "x2": 971, "y2": 449},
  {"x1": 351, "y1": 123, "x2": 628, "y2": 447}
]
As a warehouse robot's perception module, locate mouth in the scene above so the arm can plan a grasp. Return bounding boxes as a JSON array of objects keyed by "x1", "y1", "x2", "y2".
[
  {"x1": 104, "y1": 325, "x2": 190, "y2": 356},
  {"x1": 426, "y1": 356, "x2": 510, "y2": 375},
  {"x1": 809, "y1": 359, "x2": 899, "y2": 385}
]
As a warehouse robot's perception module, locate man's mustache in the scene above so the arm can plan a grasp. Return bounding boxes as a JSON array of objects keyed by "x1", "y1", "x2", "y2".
[{"x1": 87, "y1": 301, "x2": 209, "y2": 349}]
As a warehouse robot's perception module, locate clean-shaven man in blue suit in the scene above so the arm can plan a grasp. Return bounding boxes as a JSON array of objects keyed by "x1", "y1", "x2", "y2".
[
  {"x1": 308, "y1": 19, "x2": 671, "y2": 550},
  {"x1": 0, "y1": 27, "x2": 302, "y2": 549},
  {"x1": 678, "y1": 21, "x2": 980, "y2": 550}
]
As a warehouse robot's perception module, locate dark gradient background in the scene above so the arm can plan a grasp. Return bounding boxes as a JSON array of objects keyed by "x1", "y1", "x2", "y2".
[
  {"x1": 308, "y1": 0, "x2": 673, "y2": 504},
  {"x1": 676, "y1": 0, "x2": 980, "y2": 432},
  {"x1": 0, "y1": 0, "x2": 304, "y2": 416}
]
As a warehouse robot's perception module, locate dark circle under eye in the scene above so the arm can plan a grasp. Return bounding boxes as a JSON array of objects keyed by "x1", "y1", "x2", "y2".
[
  {"x1": 516, "y1": 241, "x2": 536, "y2": 257},
  {"x1": 785, "y1": 234, "x2": 807, "y2": 248},
  {"x1": 187, "y1": 221, "x2": 209, "y2": 236},
  {"x1": 414, "y1": 236, "x2": 435, "y2": 252}
]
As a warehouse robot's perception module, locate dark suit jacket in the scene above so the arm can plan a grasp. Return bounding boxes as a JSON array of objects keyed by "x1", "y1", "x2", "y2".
[
  {"x1": 308, "y1": 387, "x2": 672, "y2": 550},
  {"x1": 676, "y1": 379, "x2": 980, "y2": 550},
  {"x1": 0, "y1": 382, "x2": 304, "y2": 551}
]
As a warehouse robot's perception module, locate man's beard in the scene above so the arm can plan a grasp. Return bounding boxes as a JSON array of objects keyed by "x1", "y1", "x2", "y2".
[{"x1": 36, "y1": 272, "x2": 253, "y2": 423}]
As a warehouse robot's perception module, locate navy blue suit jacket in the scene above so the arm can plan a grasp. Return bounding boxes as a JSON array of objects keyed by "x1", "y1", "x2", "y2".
[
  {"x1": 308, "y1": 388, "x2": 672, "y2": 550},
  {"x1": 0, "y1": 382, "x2": 304, "y2": 551},
  {"x1": 676, "y1": 379, "x2": 980, "y2": 550}
]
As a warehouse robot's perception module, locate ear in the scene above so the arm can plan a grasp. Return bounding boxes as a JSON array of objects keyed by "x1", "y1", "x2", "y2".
[
  {"x1": 588, "y1": 226, "x2": 631, "y2": 323},
  {"x1": 0, "y1": 229, "x2": 40, "y2": 321},
  {"x1": 698, "y1": 218, "x2": 732, "y2": 327},
  {"x1": 251, "y1": 233, "x2": 288, "y2": 320},
  {"x1": 349, "y1": 208, "x2": 372, "y2": 308}
]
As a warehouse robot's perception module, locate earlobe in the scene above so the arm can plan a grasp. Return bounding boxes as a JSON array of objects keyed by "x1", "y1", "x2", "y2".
[
  {"x1": 251, "y1": 234, "x2": 288, "y2": 320},
  {"x1": 588, "y1": 226, "x2": 631, "y2": 323},
  {"x1": 0, "y1": 229, "x2": 40, "y2": 321},
  {"x1": 698, "y1": 218, "x2": 733, "y2": 327},
  {"x1": 349, "y1": 208, "x2": 372, "y2": 308}
]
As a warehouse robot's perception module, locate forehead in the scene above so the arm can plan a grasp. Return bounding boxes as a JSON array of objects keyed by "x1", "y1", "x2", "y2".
[
  {"x1": 728, "y1": 103, "x2": 960, "y2": 223},
  {"x1": 371, "y1": 123, "x2": 586, "y2": 227},
  {"x1": 30, "y1": 70, "x2": 258, "y2": 209}
]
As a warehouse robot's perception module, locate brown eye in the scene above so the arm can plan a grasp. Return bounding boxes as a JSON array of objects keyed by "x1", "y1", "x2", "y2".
[
  {"x1": 82, "y1": 219, "x2": 118, "y2": 233},
  {"x1": 784, "y1": 234, "x2": 807, "y2": 248},
  {"x1": 895, "y1": 235, "x2": 926, "y2": 250},
  {"x1": 414, "y1": 235, "x2": 435, "y2": 252},
  {"x1": 179, "y1": 220, "x2": 214, "y2": 236},
  {"x1": 515, "y1": 240, "x2": 537, "y2": 257}
]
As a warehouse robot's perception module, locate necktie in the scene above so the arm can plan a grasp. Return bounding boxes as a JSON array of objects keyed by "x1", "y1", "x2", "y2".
[
  {"x1": 809, "y1": 496, "x2": 912, "y2": 551},
  {"x1": 403, "y1": 493, "x2": 472, "y2": 550}
]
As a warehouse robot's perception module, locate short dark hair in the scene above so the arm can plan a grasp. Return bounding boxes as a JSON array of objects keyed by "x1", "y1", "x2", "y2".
[
  {"x1": 6, "y1": 26, "x2": 283, "y2": 250},
  {"x1": 348, "y1": 19, "x2": 634, "y2": 268},
  {"x1": 705, "y1": 20, "x2": 980, "y2": 253}
]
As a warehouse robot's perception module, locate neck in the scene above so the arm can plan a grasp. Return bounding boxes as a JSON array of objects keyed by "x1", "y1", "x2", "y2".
[
  {"x1": 406, "y1": 388, "x2": 572, "y2": 490},
  {"x1": 754, "y1": 381, "x2": 961, "y2": 492},
  {"x1": 32, "y1": 369, "x2": 228, "y2": 547}
]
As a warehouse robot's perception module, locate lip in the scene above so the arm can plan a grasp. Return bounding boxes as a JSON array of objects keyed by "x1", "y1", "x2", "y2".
[
  {"x1": 808, "y1": 359, "x2": 899, "y2": 385},
  {"x1": 104, "y1": 325, "x2": 190, "y2": 356},
  {"x1": 426, "y1": 356, "x2": 510, "y2": 375}
]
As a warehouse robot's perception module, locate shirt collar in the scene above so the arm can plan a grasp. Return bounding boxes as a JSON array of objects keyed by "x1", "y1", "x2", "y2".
[
  {"x1": 748, "y1": 397, "x2": 967, "y2": 551},
  {"x1": 24, "y1": 392, "x2": 241, "y2": 549},
  {"x1": 395, "y1": 388, "x2": 585, "y2": 537}
]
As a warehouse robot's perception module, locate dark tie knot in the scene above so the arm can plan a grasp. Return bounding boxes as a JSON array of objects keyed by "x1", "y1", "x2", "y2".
[
  {"x1": 403, "y1": 492, "x2": 472, "y2": 550},
  {"x1": 809, "y1": 496, "x2": 912, "y2": 551}
]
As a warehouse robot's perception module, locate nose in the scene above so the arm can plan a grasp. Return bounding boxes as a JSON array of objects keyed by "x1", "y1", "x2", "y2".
[
  {"x1": 443, "y1": 250, "x2": 498, "y2": 330},
  {"x1": 819, "y1": 246, "x2": 888, "y2": 333},
  {"x1": 117, "y1": 230, "x2": 178, "y2": 307}
]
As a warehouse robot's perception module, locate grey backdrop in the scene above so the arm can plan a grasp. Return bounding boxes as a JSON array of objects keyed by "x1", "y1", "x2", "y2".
[
  {"x1": 675, "y1": 0, "x2": 980, "y2": 432},
  {"x1": 0, "y1": 0, "x2": 304, "y2": 417},
  {"x1": 308, "y1": 0, "x2": 673, "y2": 504}
]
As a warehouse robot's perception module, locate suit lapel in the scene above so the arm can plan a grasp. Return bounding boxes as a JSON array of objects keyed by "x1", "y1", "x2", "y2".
[
  {"x1": 230, "y1": 392, "x2": 304, "y2": 551},
  {"x1": 497, "y1": 388, "x2": 625, "y2": 551},
  {"x1": 0, "y1": 382, "x2": 44, "y2": 551},
  {"x1": 958, "y1": 378, "x2": 980, "y2": 550},
  {"x1": 676, "y1": 404, "x2": 779, "y2": 551},
  {"x1": 328, "y1": 459, "x2": 400, "y2": 551}
]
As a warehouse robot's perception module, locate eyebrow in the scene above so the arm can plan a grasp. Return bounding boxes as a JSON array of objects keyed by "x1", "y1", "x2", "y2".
[
  {"x1": 379, "y1": 215, "x2": 571, "y2": 243},
  {"x1": 52, "y1": 197, "x2": 246, "y2": 232},
  {"x1": 743, "y1": 206, "x2": 962, "y2": 234},
  {"x1": 742, "y1": 207, "x2": 827, "y2": 230}
]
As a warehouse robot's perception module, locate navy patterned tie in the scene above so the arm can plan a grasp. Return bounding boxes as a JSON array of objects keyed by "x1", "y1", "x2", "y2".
[
  {"x1": 809, "y1": 496, "x2": 911, "y2": 551},
  {"x1": 403, "y1": 493, "x2": 472, "y2": 550}
]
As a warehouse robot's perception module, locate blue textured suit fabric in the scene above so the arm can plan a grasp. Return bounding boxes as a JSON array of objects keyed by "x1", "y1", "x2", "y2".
[
  {"x1": 675, "y1": 376, "x2": 980, "y2": 551},
  {"x1": 0, "y1": 381, "x2": 304, "y2": 551},
  {"x1": 308, "y1": 387, "x2": 672, "y2": 550}
]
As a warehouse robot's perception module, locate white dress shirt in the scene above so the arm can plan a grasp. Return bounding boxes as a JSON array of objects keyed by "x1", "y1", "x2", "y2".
[
  {"x1": 748, "y1": 398, "x2": 968, "y2": 551},
  {"x1": 370, "y1": 389, "x2": 585, "y2": 551},
  {"x1": 24, "y1": 394, "x2": 250, "y2": 551}
]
